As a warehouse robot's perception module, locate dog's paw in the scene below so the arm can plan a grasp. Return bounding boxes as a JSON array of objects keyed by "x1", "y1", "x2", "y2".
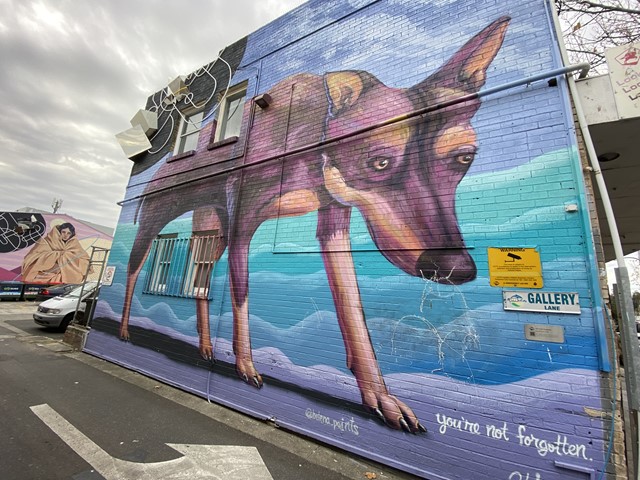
[
  {"x1": 199, "y1": 342, "x2": 214, "y2": 362},
  {"x1": 118, "y1": 326, "x2": 130, "y2": 341},
  {"x1": 365, "y1": 392, "x2": 426, "y2": 434},
  {"x1": 235, "y1": 358, "x2": 263, "y2": 389}
]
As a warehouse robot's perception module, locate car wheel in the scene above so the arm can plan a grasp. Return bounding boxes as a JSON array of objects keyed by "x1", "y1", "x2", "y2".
[{"x1": 59, "y1": 313, "x2": 75, "y2": 332}]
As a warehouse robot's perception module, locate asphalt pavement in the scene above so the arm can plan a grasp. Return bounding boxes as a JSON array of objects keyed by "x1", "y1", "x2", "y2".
[{"x1": 0, "y1": 301, "x2": 418, "y2": 480}]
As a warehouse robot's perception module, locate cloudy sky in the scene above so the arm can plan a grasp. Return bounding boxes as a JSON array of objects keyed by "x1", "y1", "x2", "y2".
[{"x1": 0, "y1": 0, "x2": 306, "y2": 228}]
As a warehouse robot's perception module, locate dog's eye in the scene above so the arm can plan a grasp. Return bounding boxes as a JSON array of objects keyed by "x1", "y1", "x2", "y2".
[
  {"x1": 454, "y1": 151, "x2": 476, "y2": 165},
  {"x1": 368, "y1": 157, "x2": 391, "y2": 171}
]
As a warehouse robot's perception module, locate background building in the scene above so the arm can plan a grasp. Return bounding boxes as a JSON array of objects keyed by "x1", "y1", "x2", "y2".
[{"x1": 0, "y1": 210, "x2": 113, "y2": 296}]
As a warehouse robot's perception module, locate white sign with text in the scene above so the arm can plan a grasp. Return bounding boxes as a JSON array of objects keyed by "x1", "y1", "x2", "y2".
[{"x1": 503, "y1": 291, "x2": 580, "y2": 314}]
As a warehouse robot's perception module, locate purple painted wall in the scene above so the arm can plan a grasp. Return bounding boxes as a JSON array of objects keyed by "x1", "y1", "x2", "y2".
[{"x1": 85, "y1": 1, "x2": 616, "y2": 478}]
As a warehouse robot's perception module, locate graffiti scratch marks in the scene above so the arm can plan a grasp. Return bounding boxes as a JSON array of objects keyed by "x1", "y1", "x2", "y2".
[{"x1": 390, "y1": 276, "x2": 479, "y2": 381}]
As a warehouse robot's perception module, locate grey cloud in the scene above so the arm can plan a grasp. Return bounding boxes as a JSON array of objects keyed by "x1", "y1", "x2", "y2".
[{"x1": 0, "y1": 0, "x2": 306, "y2": 227}]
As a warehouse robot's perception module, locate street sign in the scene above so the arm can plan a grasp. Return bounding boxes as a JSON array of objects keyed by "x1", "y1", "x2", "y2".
[
  {"x1": 488, "y1": 247, "x2": 543, "y2": 288},
  {"x1": 606, "y1": 42, "x2": 640, "y2": 120},
  {"x1": 102, "y1": 266, "x2": 116, "y2": 286},
  {"x1": 503, "y1": 290, "x2": 581, "y2": 314}
]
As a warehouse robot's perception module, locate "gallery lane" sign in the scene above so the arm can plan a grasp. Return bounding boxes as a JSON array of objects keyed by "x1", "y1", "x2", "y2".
[{"x1": 503, "y1": 290, "x2": 580, "y2": 314}]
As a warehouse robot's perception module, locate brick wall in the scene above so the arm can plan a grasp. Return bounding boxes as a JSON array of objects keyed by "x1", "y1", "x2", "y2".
[{"x1": 86, "y1": 1, "x2": 620, "y2": 478}]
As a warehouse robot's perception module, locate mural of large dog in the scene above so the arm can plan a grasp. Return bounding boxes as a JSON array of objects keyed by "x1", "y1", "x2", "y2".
[{"x1": 119, "y1": 17, "x2": 510, "y2": 433}]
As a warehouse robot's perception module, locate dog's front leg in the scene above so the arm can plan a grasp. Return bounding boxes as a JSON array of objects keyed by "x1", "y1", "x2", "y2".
[
  {"x1": 228, "y1": 239, "x2": 262, "y2": 388},
  {"x1": 192, "y1": 208, "x2": 227, "y2": 361},
  {"x1": 195, "y1": 299, "x2": 212, "y2": 360},
  {"x1": 317, "y1": 204, "x2": 425, "y2": 433}
]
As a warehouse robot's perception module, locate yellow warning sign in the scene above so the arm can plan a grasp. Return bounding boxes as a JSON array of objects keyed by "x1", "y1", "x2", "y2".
[{"x1": 488, "y1": 247, "x2": 543, "y2": 288}]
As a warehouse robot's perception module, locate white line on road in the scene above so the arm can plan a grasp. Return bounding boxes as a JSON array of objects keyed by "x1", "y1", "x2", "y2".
[
  {"x1": 0, "y1": 317, "x2": 28, "y2": 336},
  {"x1": 30, "y1": 404, "x2": 274, "y2": 480}
]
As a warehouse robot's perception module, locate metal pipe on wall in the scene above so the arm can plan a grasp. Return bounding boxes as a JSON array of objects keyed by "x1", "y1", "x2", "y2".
[{"x1": 546, "y1": 2, "x2": 640, "y2": 479}]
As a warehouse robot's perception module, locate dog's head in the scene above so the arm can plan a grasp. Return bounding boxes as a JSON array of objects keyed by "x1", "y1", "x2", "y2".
[{"x1": 321, "y1": 17, "x2": 510, "y2": 284}]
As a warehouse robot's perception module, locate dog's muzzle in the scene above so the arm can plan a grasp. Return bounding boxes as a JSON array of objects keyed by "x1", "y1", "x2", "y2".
[{"x1": 416, "y1": 250, "x2": 476, "y2": 285}]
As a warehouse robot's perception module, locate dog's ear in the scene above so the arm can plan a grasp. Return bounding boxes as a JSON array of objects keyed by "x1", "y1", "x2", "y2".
[
  {"x1": 419, "y1": 16, "x2": 510, "y2": 94},
  {"x1": 324, "y1": 71, "x2": 365, "y2": 115}
]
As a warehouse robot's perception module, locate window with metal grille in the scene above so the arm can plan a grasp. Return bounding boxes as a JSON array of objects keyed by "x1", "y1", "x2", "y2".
[
  {"x1": 144, "y1": 234, "x2": 177, "y2": 294},
  {"x1": 183, "y1": 233, "x2": 219, "y2": 298},
  {"x1": 143, "y1": 232, "x2": 220, "y2": 299}
]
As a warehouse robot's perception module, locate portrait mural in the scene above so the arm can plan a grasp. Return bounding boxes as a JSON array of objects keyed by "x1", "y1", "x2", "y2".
[
  {"x1": 22, "y1": 223, "x2": 91, "y2": 284},
  {"x1": 0, "y1": 213, "x2": 112, "y2": 284},
  {"x1": 84, "y1": 1, "x2": 616, "y2": 479}
]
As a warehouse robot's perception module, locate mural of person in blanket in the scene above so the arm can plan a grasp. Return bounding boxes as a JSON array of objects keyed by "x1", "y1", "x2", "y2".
[{"x1": 21, "y1": 222, "x2": 91, "y2": 284}]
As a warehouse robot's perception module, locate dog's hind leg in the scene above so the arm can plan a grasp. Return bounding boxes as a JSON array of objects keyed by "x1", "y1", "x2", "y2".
[
  {"x1": 191, "y1": 207, "x2": 227, "y2": 360},
  {"x1": 120, "y1": 218, "x2": 166, "y2": 341},
  {"x1": 317, "y1": 203, "x2": 425, "y2": 433},
  {"x1": 227, "y1": 233, "x2": 262, "y2": 388}
]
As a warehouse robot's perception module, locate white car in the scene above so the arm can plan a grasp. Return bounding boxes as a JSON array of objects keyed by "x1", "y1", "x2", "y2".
[{"x1": 33, "y1": 283, "x2": 98, "y2": 331}]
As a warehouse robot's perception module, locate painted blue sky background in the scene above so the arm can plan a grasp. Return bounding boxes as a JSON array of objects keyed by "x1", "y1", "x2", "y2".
[{"x1": 243, "y1": 0, "x2": 567, "y2": 176}]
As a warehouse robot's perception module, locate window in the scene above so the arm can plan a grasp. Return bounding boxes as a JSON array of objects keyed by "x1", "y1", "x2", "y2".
[
  {"x1": 144, "y1": 234, "x2": 177, "y2": 294},
  {"x1": 182, "y1": 233, "x2": 220, "y2": 298},
  {"x1": 143, "y1": 232, "x2": 221, "y2": 299},
  {"x1": 215, "y1": 83, "x2": 247, "y2": 142},
  {"x1": 175, "y1": 110, "x2": 203, "y2": 154}
]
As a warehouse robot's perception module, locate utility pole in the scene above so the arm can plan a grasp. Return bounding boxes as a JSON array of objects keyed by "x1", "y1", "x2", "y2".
[{"x1": 51, "y1": 198, "x2": 63, "y2": 214}]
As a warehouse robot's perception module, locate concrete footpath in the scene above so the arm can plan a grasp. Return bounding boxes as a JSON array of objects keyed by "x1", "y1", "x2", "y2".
[{"x1": 0, "y1": 301, "x2": 417, "y2": 480}]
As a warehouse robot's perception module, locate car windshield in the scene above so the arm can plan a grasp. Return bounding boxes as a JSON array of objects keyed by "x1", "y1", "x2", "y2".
[{"x1": 66, "y1": 283, "x2": 97, "y2": 298}]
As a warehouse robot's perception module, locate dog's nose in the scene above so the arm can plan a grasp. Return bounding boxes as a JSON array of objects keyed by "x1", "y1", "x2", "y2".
[{"x1": 416, "y1": 250, "x2": 476, "y2": 285}]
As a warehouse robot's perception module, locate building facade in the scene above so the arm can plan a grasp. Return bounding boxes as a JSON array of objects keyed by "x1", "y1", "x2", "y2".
[{"x1": 85, "y1": 1, "x2": 619, "y2": 478}]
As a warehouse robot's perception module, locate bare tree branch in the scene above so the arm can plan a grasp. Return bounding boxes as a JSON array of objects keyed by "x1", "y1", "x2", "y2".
[
  {"x1": 575, "y1": 0, "x2": 640, "y2": 14},
  {"x1": 556, "y1": 0, "x2": 640, "y2": 74}
]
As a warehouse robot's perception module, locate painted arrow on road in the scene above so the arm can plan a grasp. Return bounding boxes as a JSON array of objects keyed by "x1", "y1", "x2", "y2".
[{"x1": 30, "y1": 404, "x2": 274, "y2": 480}]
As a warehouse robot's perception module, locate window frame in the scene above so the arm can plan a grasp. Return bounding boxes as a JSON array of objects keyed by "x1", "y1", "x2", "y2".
[
  {"x1": 174, "y1": 109, "x2": 204, "y2": 155},
  {"x1": 181, "y1": 230, "x2": 220, "y2": 299},
  {"x1": 213, "y1": 82, "x2": 247, "y2": 143},
  {"x1": 143, "y1": 231, "x2": 221, "y2": 299},
  {"x1": 144, "y1": 233, "x2": 178, "y2": 295}
]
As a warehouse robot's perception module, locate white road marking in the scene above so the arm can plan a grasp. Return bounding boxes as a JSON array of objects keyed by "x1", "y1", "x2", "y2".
[
  {"x1": 30, "y1": 404, "x2": 274, "y2": 480},
  {"x1": 0, "y1": 318, "x2": 28, "y2": 336}
]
